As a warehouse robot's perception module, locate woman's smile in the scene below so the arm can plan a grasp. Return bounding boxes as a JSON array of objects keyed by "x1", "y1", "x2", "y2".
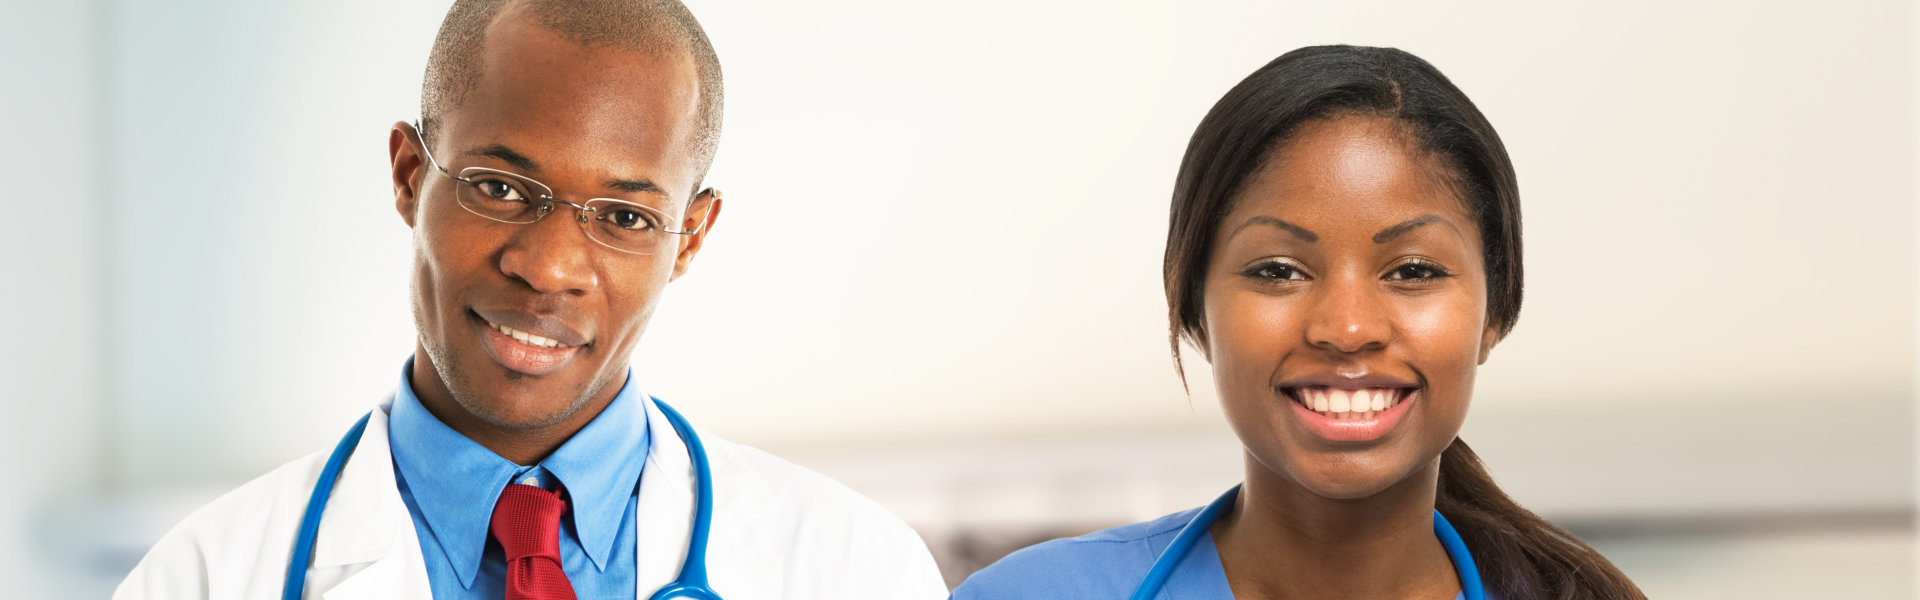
[{"x1": 1284, "y1": 386, "x2": 1419, "y2": 442}]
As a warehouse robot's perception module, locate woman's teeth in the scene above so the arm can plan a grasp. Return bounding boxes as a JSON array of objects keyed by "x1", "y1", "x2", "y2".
[
  {"x1": 1295, "y1": 387, "x2": 1402, "y2": 420},
  {"x1": 490, "y1": 321, "x2": 565, "y2": 349}
]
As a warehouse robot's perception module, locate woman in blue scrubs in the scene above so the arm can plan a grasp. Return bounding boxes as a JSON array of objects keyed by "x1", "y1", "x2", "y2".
[{"x1": 952, "y1": 46, "x2": 1644, "y2": 599}]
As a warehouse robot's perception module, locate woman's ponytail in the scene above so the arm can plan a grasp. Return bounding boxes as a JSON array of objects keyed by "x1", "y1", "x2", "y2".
[{"x1": 1435, "y1": 438, "x2": 1646, "y2": 599}]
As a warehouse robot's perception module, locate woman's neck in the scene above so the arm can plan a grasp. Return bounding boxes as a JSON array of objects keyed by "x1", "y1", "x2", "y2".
[{"x1": 1210, "y1": 454, "x2": 1461, "y2": 600}]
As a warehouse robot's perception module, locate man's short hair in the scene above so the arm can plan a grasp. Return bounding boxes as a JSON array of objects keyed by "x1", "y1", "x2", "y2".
[{"x1": 420, "y1": 0, "x2": 725, "y2": 191}]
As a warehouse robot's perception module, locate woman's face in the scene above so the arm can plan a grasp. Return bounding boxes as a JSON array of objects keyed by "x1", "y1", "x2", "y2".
[{"x1": 1201, "y1": 115, "x2": 1498, "y2": 500}]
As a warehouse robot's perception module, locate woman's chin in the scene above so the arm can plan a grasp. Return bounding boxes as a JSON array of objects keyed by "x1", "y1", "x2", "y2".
[
  {"x1": 1270, "y1": 452, "x2": 1431, "y2": 501},
  {"x1": 1297, "y1": 473, "x2": 1401, "y2": 500}
]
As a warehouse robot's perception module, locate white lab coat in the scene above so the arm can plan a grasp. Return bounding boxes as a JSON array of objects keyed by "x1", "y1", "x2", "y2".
[{"x1": 115, "y1": 395, "x2": 949, "y2": 599}]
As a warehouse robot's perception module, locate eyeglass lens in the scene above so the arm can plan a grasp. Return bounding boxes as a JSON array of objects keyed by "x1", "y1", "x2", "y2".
[{"x1": 452, "y1": 167, "x2": 682, "y2": 255}]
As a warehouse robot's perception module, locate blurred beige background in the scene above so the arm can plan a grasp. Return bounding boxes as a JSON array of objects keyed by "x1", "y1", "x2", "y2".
[{"x1": 1, "y1": 0, "x2": 1913, "y2": 597}]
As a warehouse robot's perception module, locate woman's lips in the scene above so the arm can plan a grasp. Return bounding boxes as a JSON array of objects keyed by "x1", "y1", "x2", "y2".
[
  {"x1": 473, "y1": 312, "x2": 580, "y2": 376},
  {"x1": 1285, "y1": 386, "x2": 1418, "y2": 442}
]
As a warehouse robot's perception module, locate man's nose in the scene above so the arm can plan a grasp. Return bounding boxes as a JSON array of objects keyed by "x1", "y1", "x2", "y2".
[
  {"x1": 497, "y1": 202, "x2": 600, "y2": 295},
  {"x1": 1304, "y1": 275, "x2": 1390, "y2": 354}
]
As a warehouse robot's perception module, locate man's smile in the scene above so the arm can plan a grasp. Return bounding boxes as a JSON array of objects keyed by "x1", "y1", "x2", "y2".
[
  {"x1": 469, "y1": 308, "x2": 588, "y2": 376},
  {"x1": 487, "y1": 320, "x2": 567, "y2": 348}
]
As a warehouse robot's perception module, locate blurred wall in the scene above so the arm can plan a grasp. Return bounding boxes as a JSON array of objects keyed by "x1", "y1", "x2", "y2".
[
  {"x1": 0, "y1": 1, "x2": 109, "y2": 597},
  {"x1": 0, "y1": 0, "x2": 1912, "y2": 597}
]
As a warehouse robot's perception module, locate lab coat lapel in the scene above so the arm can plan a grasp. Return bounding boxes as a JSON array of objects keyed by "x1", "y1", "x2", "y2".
[
  {"x1": 308, "y1": 397, "x2": 433, "y2": 599},
  {"x1": 630, "y1": 398, "x2": 785, "y2": 598},
  {"x1": 634, "y1": 397, "x2": 698, "y2": 595}
]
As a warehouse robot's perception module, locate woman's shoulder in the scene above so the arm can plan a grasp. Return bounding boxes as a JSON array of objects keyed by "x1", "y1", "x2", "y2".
[{"x1": 949, "y1": 507, "x2": 1204, "y2": 600}]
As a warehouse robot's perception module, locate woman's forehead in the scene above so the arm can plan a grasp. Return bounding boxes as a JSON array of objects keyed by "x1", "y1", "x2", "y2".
[{"x1": 1227, "y1": 115, "x2": 1472, "y2": 235}]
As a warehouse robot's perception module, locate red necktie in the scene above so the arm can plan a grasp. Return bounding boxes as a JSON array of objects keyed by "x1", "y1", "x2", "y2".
[{"x1": 489, "y1": 483, "x2": 578, "y2": 600}]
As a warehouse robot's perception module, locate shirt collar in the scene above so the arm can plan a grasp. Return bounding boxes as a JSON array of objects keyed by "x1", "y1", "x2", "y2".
[{"x1": 388, "y1": 358, "x2": 650, "y2": 587}]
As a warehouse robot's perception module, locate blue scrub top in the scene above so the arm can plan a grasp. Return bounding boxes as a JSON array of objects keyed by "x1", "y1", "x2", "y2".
[{"x1": 950, "y1": 506, "x2": 1470, "y2": 600}]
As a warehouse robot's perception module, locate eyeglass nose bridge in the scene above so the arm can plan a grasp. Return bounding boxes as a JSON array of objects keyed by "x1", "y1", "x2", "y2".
[{"x1": 530, "y1": 197, "x2": 598, "y2": 223}]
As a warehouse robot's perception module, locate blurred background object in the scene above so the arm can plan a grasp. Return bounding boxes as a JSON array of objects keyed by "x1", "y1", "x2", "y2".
[{"x1": 1, "y1": 0, "x2": 1913, "y2": 597}]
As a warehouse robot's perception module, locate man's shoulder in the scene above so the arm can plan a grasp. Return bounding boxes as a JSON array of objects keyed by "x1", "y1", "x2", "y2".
[
  {"x1": 703, "y1": 433, "x2": 914, "y2": 534},
  {"x1": 697, "y1": 433, "x2": 950, "y2": 598},
  {"x1": 158, "y1": 449, "x2": 332, "y2": 547},
  {"x1": 114, "y1": 450, "x2": 332, "y2": 599}
]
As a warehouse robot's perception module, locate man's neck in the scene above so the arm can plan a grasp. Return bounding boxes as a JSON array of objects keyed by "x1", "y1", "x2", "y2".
[{"x1": 407, "y1": 357, "x2": 620, "y2": 466}]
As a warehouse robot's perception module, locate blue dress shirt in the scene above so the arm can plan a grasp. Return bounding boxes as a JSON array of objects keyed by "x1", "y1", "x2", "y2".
[
  {"x1": 388, "y1": 359, "x2": 650, "y2": 599},
  {"x1": 951, "y1": 507, "x2": 1470, "y2": 600}
]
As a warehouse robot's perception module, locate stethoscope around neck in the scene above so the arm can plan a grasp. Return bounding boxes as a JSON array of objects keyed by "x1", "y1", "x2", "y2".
[
  {"x1": 281, "y1": 397, "x2": 723, "y2": 600},
  {"x1": 1129, "y1": 484, "x2": 1486, "y2": 600}
]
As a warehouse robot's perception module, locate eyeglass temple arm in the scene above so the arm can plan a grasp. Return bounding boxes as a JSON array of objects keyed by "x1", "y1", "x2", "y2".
[{"x1": 669, "y1": 188, "x2": 719, "y2": 236}]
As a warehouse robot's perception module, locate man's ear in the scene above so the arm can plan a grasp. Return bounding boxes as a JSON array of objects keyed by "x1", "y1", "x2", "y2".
[
  {"x1": 669, "y1": 188, "x2": 722, "y2": 281},
  {"x1": 390, "y1": 121, "x2": 425, "y2": 228},
  {"x1": 1477, "y1": 323, "x2": 1502, "y2": 364}
]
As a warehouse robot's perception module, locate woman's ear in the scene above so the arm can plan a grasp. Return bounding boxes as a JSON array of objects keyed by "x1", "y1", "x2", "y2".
[
  {"x1": 1190, "y1": 329, "x2": 1213, "y2": 364},
  {"x1": 1477, "y1": 323, "x2": 1502, "y2": 364}
]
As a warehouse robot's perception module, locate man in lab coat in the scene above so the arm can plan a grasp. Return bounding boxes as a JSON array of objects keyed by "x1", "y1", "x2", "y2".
[{"x1": 115, "y1": 1, "x2": 948, "y2": 598}]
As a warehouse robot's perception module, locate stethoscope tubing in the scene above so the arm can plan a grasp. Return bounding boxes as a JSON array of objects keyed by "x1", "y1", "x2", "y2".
[
  {"x1": 281, "y1": 413, "x2": 370, "y2": 600},
  {"x1": 283, "y1": 397, "x2": 721, "y2": 600},
  {"x1": 1129, "y1": 484, "x2": 1486, "y2": 600}
]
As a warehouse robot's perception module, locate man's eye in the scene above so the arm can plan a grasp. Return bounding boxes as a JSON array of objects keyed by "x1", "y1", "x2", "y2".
[
  {"x1": 474, "y1": 180, "x2": 524, "y2": 201},
  {"x1": 1386, "y1": 261, "x2": 1451, "y2": 281},
  {"x1": 607, "y1": 208, "x2": 658, "y2": 231}
]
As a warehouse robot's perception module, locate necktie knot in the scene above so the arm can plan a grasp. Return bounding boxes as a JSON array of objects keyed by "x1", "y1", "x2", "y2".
[{"x1": 490, "y1": 483, "x2": 577, "y2": 599}]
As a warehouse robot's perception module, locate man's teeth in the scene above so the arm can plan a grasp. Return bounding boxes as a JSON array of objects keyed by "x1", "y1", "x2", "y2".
[
  {"x1": 490, "y1": 322, "x2": 564, "y2": 349},
  {"x1": 1296, "y1": 387, "x2": 1402, "y2": 420}
]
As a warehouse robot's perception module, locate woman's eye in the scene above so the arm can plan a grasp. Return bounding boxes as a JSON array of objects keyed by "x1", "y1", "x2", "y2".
[
  {"x1": 1386, "y1": 261, "x2": 1451, "y2": 281},
  {"x1": 1245, "y1": 261, "x2": 1307, "y2": 281}
]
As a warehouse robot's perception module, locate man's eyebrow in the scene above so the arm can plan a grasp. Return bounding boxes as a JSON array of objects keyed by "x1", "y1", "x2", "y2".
[
  {"x1": 606, "y1": 178, "x2": 665, "y2": 197},
  {"x1": 1231, "y1": 216, "x2": 1319, "y2": 242},
  {"x1": 463, "y1": 144, "x2": 541, "y2": 173},
  {"x1": 1373, "y1": 215, "x2": 1442, "y2": 243},
  {"x1": 458, "y1": 145, "x2": 666, "y2": 199}
]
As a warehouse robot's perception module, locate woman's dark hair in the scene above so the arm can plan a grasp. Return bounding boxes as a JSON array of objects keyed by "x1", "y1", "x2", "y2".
[{"x1": 1163, "y1": 45, "x2": 1644, "y2": 599}]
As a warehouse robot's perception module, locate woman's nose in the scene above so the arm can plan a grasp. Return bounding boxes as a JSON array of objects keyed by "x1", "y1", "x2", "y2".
[{"x1": 1304, "y1": 276, "x2": 1390, "y2": 354}]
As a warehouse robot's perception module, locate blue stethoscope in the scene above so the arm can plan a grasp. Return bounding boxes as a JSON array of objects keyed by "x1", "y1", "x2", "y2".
[
  {"x1": 1129, "y1": 485, "x2": 1486, "y2": 600},
  {"x1": 282, "y1": 397, "x2": 723, "y2": 600}
]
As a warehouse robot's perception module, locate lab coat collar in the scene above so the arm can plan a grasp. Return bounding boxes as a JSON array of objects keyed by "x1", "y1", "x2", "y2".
[
  {"x1": 299, "y1": 396, "x2": 439, "y2": 600},
  {"x1": 632, "y1": 397, "x2": 788, "y2": 598},
  {"x1": 633, "y1": 395, "x2": 697, "y2": 594},
  {"x1": 310, "y1": 394, "x2": 408, "y2": 570}
]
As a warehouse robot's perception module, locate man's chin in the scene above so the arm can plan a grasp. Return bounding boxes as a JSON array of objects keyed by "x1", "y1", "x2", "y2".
[{"x1": 452, "y1": 391, "x2": 590, "y2": 432}]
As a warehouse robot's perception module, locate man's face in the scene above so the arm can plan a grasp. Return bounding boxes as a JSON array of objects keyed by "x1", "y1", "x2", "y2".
[{"x1": 389, "y1": 10, "x2": 716, "y2": 433}]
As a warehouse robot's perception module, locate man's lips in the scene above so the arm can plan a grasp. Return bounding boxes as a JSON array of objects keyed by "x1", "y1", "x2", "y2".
[
  {"x1": 471, "y1": 307, "x2": 589, "y2": 348},
  {"x1": 469, "y1": 309, "x2": 585, "y2": 376}
]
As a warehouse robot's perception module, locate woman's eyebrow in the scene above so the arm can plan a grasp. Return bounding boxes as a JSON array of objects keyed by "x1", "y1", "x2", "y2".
[
  {"x1": 1232, "y1": 216, "x2": 1319, "y2": 242},
  {"x1": 1373, "y1": 215, "x2": 1442, "y2": 243}
]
